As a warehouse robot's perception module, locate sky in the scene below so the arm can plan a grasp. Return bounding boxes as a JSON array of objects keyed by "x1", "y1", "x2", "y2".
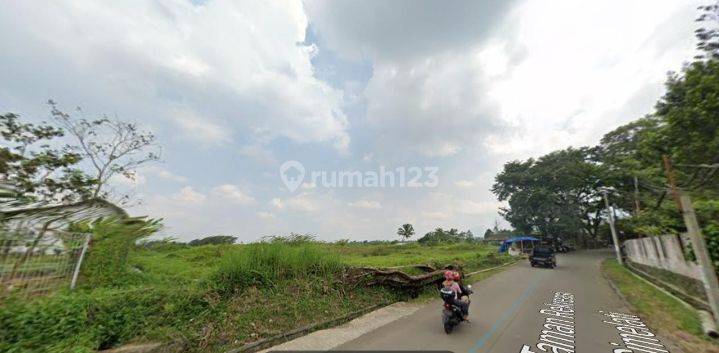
[{"x1": 0, "y1": 0, "x2": 703, "y2": 242}]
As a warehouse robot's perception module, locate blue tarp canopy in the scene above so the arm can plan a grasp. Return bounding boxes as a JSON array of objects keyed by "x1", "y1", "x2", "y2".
[{"x1": 499, "y1": 236, "x2": 539, "y2": 253}]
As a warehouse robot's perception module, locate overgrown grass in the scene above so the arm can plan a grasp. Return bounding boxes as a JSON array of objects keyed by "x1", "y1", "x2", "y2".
[
  {"x1": 0, "y1": 286, "x2": 212, "y2": 353},
  {"x1": 328, "y1": 242, "x2": 506, "y2": 269},
  {"x1": 1, "y1": 241, "x2": 507, "y2": 353},
  {"x1": 628, "y1": 261, "x2": 708, "y2": 302},
  {"x1": 601, "y1": 259, "x2": 719, "y2": 352},
  {"x1": 0, "y1": 277, "x2": 396, "y2": 353},
  {"x1": 211, "y1": 243, "x2": 344, "y2": 295},
  {"x1": 128, "y1": 242, "x2": 509, "y2": 284}
]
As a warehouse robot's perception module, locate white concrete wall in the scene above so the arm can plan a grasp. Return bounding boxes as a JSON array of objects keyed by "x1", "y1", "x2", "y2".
[{"x1": 623, "y1": 234, "x2": 703, "y2": 280}]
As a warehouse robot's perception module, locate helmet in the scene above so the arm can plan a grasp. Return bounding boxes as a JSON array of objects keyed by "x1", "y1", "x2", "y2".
[
  {"x1": 444, "y1": 270, "x2": 454, "y2": 280},
  {"x1": 453, "y1": 271, "x2": 461, "y2": 280}
]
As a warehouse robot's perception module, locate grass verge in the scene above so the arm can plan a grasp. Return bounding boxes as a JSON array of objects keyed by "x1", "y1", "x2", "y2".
[
  {"x1": 601, "y1": 259, "x2": 719, "y2": 353},
  {"x1": 1, "y1": 241, "x2": 508, "y2": 353}
]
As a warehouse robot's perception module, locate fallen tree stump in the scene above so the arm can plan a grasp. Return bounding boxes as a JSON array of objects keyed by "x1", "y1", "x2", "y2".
[{"x1": 344, "y1": 264, "x2": 463, "y2": 297}]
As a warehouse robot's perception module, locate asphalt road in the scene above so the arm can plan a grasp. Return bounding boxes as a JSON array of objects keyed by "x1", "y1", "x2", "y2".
[{"x1": 335, "y1": 250, "x2": 678, "y2": 353}]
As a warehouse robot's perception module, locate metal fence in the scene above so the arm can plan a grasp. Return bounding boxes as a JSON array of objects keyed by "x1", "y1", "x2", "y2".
[{"x1": 1, "y1": 229, "x2": 90, "y2": 297}]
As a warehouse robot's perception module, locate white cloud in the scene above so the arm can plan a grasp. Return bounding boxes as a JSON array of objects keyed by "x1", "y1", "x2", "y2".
[
  {"x1": 270, "y1": 193, "x2": 317, "y2": 212},
  {"x1": 362, "y1": 53, "x2": 504, "y2": 159},
  {"x1": 454, "y1": 180, "x2": 476, "y2": 188},
  {"x1": 421, "y1": 211, "x2": 451, "y2": 221},
  {"x1": 417, "y1": 192, "x2": 502, "y2": 223},
  {"x1": 238, "y1": 144, "x2": 277, "y2": 166},
  {"x1": 308, "y1": 0, "x2": 701, "y2": 163},
  {"x1": 173, "y1": 186, "x2": 206, "y2": 204},
  {"x1": 422, "y1": 143, "x2": 462, "y2": 158},
  {"x1": 305, "y1": 0, "x2": 517, "y2": 61},
  {"x1": 169, "y1": 54, "x2": 211, "y2": 77},
  {"x1": 0, "y1": 0, "x2": 350, "y2": 151},
  {"x1": 307, "y1": 1, "x2": 515, "y2": 160},
  {"x1": 478, "y1": 42, "x2": 512, "y2": 77},
  {"x1": 301, "y1": 182, "x2": 317, "y2": 189},
  {"x1": 0, "y1": 0, "x2": 703, "y2": 243},
  {"x1": 457, "y1": 200, "x2": 502, "y2": 215},
  {"x1": 269, "y1": 198, "x2": 284, "y2": 209},
  {"x1": 141, "y1": 166, "x2": 188, "y2": 183},
  {"x1": 257, "y1": 211, "x2": 276, "y2": 220},
  {"x1": 362, "y1": 153, "x2": 374, "y2": 163},
  {"x1": 482, "y1": 0, "x2": 703, "y2": 158},
  {"x1": 348, "y1": 199, "x2": 382, "y2": 209},
  {"x1": 155, "y1": 170, "x2": 187, "y2": 183},
  {"x1": 211, "y1": 184, "x2": 254, "y2": 205},
  {"x1": 173, "y1": 109, "x2": 231, "y2": 144}
]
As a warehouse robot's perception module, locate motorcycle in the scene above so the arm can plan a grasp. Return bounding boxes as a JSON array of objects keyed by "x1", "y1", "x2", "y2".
[{"x1": 439, "y1": 284, "x2": 472, "y2": 334}]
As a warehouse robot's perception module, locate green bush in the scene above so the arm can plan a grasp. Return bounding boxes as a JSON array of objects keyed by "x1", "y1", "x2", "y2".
[
  {"x1": 695, "y1": 199, "x2": 719, "y2": 270},
  {"x1": 77, "y1": 218, "x2": 161, "y2": 287},
  {"x1": 0, "y1": 287, "x2": 211, "y2": 353},
  {"x1": 210, "y1": 243, "x2": 343, "y2": 295},
  {"x1": 188, "y1": 235, "x2": 237, "y2": 246},
  {"x1": 261, "y1": 232, "x2": 318, "y2": 245},
  {"x1": 417, "y1": 228, "x2": 474, "y2": 244},
  {"x1": 367, "y1": 246, "x2": 391, "y2": 256}
]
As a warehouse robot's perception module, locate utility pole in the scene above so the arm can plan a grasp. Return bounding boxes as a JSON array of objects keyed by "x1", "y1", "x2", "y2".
[
  {"x1": 602, "y1": 189, "x2": 623, "y2": 265},
  {"x1": 662, "y1": 155, "x2": 682, "y2": 210},
  {"x1": 679, "y1": 193, "x2": 719, "y2": 327},
  {"x1": 633, "y1": 176, "x2": 641, "y2": 215}
]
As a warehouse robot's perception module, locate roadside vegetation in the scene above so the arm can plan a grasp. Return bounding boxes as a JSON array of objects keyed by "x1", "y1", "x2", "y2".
[
  {"x1": 492, "y1": 5, "x2": 719, "y2": 267},
  {"x1": 0, "y1": 229, "x2": 511, "y2": 353},
  {"x1": 602, "y1": 259, "x2": 719, "y2": 353},
  {"x1": 0, "y1": 103, "x2": 513, "y2": 352}
]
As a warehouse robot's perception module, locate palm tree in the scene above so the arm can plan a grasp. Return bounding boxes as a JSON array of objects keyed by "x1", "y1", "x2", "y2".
[{"x1": 397, "y1": 223, "x2": 415, "y2": 242}]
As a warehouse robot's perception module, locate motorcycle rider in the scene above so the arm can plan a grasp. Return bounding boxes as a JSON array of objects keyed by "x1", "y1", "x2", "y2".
[
  {"x1": 453, "y1": 271, "x2": 472, "y2": 302},
  {"x1": 442, "y1": 270, "x2": 469, "y2": 321}
]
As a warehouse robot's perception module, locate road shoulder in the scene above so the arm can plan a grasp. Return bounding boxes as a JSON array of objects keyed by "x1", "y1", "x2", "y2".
[
  {"x1": 602, "y1": 258, "x2": 719, "y2": 353},
  {"x1": 259, "y1": 261, "x2": 520, "y2": 352},
  {"x1": 257, "y1": 301, "x2": 422, "y2": 352}
]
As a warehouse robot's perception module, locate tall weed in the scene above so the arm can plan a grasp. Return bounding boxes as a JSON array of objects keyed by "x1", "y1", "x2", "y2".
[
  {"x1": 211, "y1": 243, "x2": 342, "y2": 295},
  {"x1": 76, "y1": 218, "x2": 161, "y2": 287}
]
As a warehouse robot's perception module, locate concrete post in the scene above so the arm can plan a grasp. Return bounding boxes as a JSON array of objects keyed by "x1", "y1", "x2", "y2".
[
  {"x1": 603, "y1": 190, "x2": 623, "y2": 265},
  {"x1": 70, "y1": 233, "x2": 91, "y2": 290},
  {"x1": 680, "y1": 194, "x2": 719, "y2": 327}
]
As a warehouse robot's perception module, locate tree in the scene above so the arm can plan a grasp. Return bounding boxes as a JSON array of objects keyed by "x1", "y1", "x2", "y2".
[
  {"x1": 188, "y1": 235, "x2": 237, "y2": 246},
  {"x1": 483, "y1": 229, "x2": 494, "y2": 238},
  {"x1": 596, "y1": 58, "x2": 719, "y2": 238},
  {"x1": 655, "y1": 60, "x2": 719, "y2": 192},
  {"x1": 49, "y1": 100, "x2": 160, "y2": 202},
  {"x1": 397, "y1": 223, "x2": 414, "y2": 241},
  {"x1": 492, "y1": 147, "x2": 607, "y2": 247},
  {"x1": 695, "y1": 2, "x2": 719, "y2": 60},
  {"x1": 416, "y1": 227, "x2": 474, "y2": 244},
  {"x1": 595, "y1": 116, "x2": 664, "y2": 213},
  {"x1": 0, "y1": 113, "x2": 95, "y2": 202},
  {"x1": 491, "y1": 3, "x2": 719, "y2": 262}
]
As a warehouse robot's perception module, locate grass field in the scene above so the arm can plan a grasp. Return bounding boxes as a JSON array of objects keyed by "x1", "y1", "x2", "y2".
[
  {"x1": 128, "y1": 242, "x2": 507, "y2": 283},
  {"x1": 1, "y1": 241, "x2": 511, "y2": 353},
  {"x1": 601, "y1": 259, "x2": 719, "y2": 353}
]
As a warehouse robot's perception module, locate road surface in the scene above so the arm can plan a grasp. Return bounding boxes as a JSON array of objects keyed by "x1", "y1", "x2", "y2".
[{"x1": 334, "y1": 250, "x2": 678, "y2": 353}]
